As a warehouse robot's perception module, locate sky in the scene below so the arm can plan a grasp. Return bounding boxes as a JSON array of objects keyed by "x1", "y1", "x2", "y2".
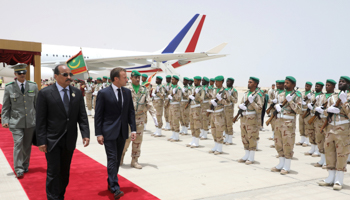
[{"x1": 1, "y1": 0, "x2": 350, "y2": 87}]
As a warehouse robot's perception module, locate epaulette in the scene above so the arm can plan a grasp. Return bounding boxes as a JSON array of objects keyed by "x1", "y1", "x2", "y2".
[
  {"x1": 257, "y1": 92, "x2": 262, "y2": 97},
  {"x1": 28, "y1": 81, "x2": 37, "y2": 84},
  {"x1": 296, "y1": 91, "x2": 301, "y2": 97},
  {"x1": 233, "y1": 88, "x2": 237, "y2": 92},
  {"x1": 5, "y1": 82, "x2": 14, "y2": 86},
  {"x1": 178, "y1": 86, "x2": 181, "y2": 90}
]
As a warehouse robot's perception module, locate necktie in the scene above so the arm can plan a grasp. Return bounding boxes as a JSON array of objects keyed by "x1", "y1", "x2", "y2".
[
  {"x1": 21, "y1": 84, "x2": 24, "y2": 94},
  {"x1": 117, "y1": 89, "x2": 122, "y2": 108},
  {"x1": 62, "y1": 88, "x2": 70, "y2": 114}
]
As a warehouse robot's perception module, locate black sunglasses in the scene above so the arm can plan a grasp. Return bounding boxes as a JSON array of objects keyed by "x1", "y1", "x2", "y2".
[
  {"x1": 17, "y1": 72, "x2": 27, "y2": 75},
  {"x1": 60, "y1": 73, "x2": 74, "y2": 77}
]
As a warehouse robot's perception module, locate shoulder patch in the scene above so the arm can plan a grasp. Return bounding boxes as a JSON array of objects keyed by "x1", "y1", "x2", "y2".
[
  {"x1": 5, "y1": 82, "x2": 14, "y2": 86},
  {"x1": 233, "y1": 88, "x2": 237, "y2": 92},
  {"x1": 28, "y1": 81, "x2": 37, "y2": 84},
  {"x1": 296, "y1": 91, "x2": 301, "y2": 97},
  {"x1": 257, "y1": 92, "x2": 262, "y2": 97}
]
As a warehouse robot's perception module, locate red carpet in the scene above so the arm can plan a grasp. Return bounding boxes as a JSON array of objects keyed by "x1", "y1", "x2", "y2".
[{"x1": 0, "y1": 108, "x2": 159, "y2": 199}]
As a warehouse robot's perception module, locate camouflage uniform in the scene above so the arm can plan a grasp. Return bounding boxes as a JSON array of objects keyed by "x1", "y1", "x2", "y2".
[
  {"x1": 163, "y1": 82, "x2": 172, "y2": 130},
  {"x1": 298, "y1": 90, "x2": 312, "y2": 145},
  {"x1": 152, "y1": 84, "x2": 166, "y2": 130},
  {"x1": 180, "y1": 85, "x2": 191, "y2": 134},
  {"x1": 85, "y1": 81, "x2": 95, "y2": 114},
  {"x1": 223, "y1": 87, "x2": 238, "y2": 144},
  {"x1": 200, "y1": 85, "x2": 211, "y2": 137},
  {"x1": 187, "y1": 86, "x2": 204, "y2": 147},
  {"x1": 168, "y1": 84, "x2": 182, "y2": 141},
  {"x1": 93, "y1": 83, "x2": 102, "y2": 115},
  {"x1": 268, "y1": 89, "x2": 278, "y2": 133}
]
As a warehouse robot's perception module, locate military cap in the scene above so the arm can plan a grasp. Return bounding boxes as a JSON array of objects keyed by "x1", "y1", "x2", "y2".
[
  {"x1": 156, "y1": 76, "x2": 163, "y2": 80},
  {"x1": 306, "y1": 81, "x2": 313, "y2": 86},
  {"x1": 193, "y1": 76, "x2": 201, "y2": 80},
  {"x1": 276, "y1": 80, "x2": 285, "y2": 83},
  {"x1": 142, "y1": 74, "x2": 148, "y2": 78},
  {"x1": 249, "y1": 76, "x2": 260, "y2": 84},
  {"x1": 74, "y1": 78, "x2": 78, "y2": 81},
  {"x1": 184, "y1": 77, "x2": 190, "y2": 81},
  {"x1": 108, "y1": 77, "x2": 111, "y2": 80},
  {"x1": 227, "y1": 77, "x2": 234, "y2": 82},
  {"x1": 326, "y1": 79, "x2": 336, "y2": 85},
  {"x1": 315, "y1": 81, "x2": 324, "y2": 86},
  {"x1": 285, "y1": 76, "x2": 296, "y2": 84},
  {"x1": 340, "y1": 76, "x2": 350, "y2": 83},
  {"x1": 173, "y1": 75, "x2": 179, "y2": 80},
  {"x1": 131, "y1": 70, "x2": 141, "y2": 77},
  {"x1": 210, "y1": 78, "x2": 215, "y2": 82},
  {"x1": 202, "y1": 76, "x2": 209, "y2": 82},
  {"x1": 127, "y1": 77, "x2": 129, "y2": 80},
  {"x1": 97, "y1": 77, "x2": 102, "y2": 80},
  {"x1": 166, "y1": 75, "x2": 171, "y2": 78},
  {"x1": 12, "y1": 63, "x2": 27, "y2": 74},
  {"x1": 88, "y1": 77, "x2": 93, "y2": 79},
  {"x1": 215, "y1": 75, "x2": 224, "y2": 81},
  {"x1": 190, "y1": 78, "x2": 194, "y2": 81},
  {"x1": 103, "y1": 76, "x2": 108, "y2": 79}
]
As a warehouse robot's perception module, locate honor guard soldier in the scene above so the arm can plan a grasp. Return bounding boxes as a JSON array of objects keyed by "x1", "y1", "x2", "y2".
[
  {"x1": 207, "y1": 78, "x2": 215, "y2": 129},
  {"x1": 163, "y1": 75, "x2": 172, "y2": 130},
  {"x1": 107, "y1": 77, "x2": 111, "y2": 85},
  {"x1": 268, "y1": 80, "x2": 279, "y2": 141},
  {"x1": 85, "y1": 77, "x2": 95, "y2": 116},
  {"x1": 167, "y1": 75, "x2": 182, "y2": 142},
  {"x1": 101, "y1": 76, "x2": 108, "y2": 89},
  {"x1": 151, "y1": 76, "x2": 166, "y2": 137},
  {"x1": 122, "y1": 70, "x2": 157, "y2": 169},
  {"x1": 271, "y1": 76, "x2": 301, "y2": 175},
  {"x1": 74, "y1": 79, "x2": 80, "y2": 89},
  {"x1": 223, "y1": 77, "x2": 238, "y2": 145},
  {"x1": 200, "y1": 77, "x2": 211, "y2": 139},
  {"x1": 269, "y1": 80, "x2": 285, "y2": 148},
  {"x1": 188, "y1": 78, "x2": 194, "y2": 89},
  {"x1": 1, "y1": 63, "x2": 38, "y2": 178},
  {"x1": 186, "y1": 76, "x2": 204, "y2": 148},
  {"x1": 296, "y1": 82, "x2": 313, "y2": 147},
  {"x1": 237, "y1": 77, "x2": 263, "y2": 164},
  {"x1": 92, "y1": 77, "x2": 102, "y2": 117},
  {"x1": 318, "y1": 76, "x2": 350, "y2": 190},
  {"x1": 180, "y1": 77, "x2": 191, "y2": 135},
  {"x1": 141, "y1": 74, "x2": 149, "y2": 130}
]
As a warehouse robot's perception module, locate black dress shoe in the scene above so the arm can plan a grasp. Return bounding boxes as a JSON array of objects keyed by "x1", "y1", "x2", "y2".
[
  {"x1": 108, "y1": 185, "x2": 114, "y2": 193},
  {"x1": 16, "y1": 172, "x2": 24, "y2": 179},
  {"x1": 24, "y1": 169, "x2": 29, "y2": 173},
  {"x1": 114, "y1": 190, "x2": 124, "y2": 200}
]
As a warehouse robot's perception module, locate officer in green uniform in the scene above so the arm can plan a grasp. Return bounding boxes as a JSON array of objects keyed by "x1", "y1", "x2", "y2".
[{"x1": 1, "y1": 63, "x2": 38, "y2": 178}]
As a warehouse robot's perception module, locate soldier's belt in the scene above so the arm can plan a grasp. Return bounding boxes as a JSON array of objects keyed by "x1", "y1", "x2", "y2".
[
  {"x1": 277, "y1": 114, "x2": 295, "y2": 120},
  {"x1": 170, "y1": 102, "x2": 180, "y2": 105},
  {"x1": 301, "y1": 108, "x2": 307, "y2": 111},
  {"x1": 206, "y1": 108, "x2": 223, "y2": 113},
  {"x1": 320, "y1": 114, "x2": 327, "y2": 118},
  {"x1": 190, "y1": 104, "x2": 201, "y2": 108},
  {"x1": 224, "y1": 103, "x2": 233, "y2": 107},
  {"x1": 153, "y1": 97, "x2": 161, "y2": 100},
  {"x1": 181, "y1": 99, "x2": 188, "y2": 102},
  {"x1": 242, "y1": 111, "x2": 256, "y2": 116},
  {"x1": 329, "y1": 120, "x2": 350, "y2": 126},
  {"x1": 202, "y1": 101, "x2": 209, "y2": 103}
]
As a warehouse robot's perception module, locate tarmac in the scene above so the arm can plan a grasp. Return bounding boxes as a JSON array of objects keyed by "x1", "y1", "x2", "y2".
[{"x1": 0, "y1": 88, "x2": 350, "y2": 200}]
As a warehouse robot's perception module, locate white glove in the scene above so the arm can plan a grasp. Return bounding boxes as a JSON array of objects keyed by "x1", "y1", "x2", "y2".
[
  {"x1": 302, "y1": 101, "x2": 306, "y2": 105},
  {"x1": 216, "y1": 93, "x2": 222, "y2": 101},
  {"x1": 239, "y1": 103, "x2": 247, "y2": 110},
  {"x1": 248, "y1": 95, "x2": 254, "y2": 103},
  {"x1": 316, "y1": 95, "x2": 320, "y2": 100},
  {"x1": 315, "y1": 106, "x2": 324, "y2": 114},
  {"x1": 272, "y1": 99, "x2": 277, "y2": 104},
  {"x1": 228, "y1": 90, "x2": 232, "y2": 96},
  {"x1": 166, "y1": 86, "x2": 169, "y2": 91},
  {"x1": 339, "y1": 91, "x2": 347, "y2": 103},
  {"x1": 156, "y1": 86, "x2": 159, "y2": 92},
  {"x1": 286, "y1": 94, "x2": 293, "y2": 102},
  {"x1": 195, "y1": 88, "x2": 200, "y2": 94},
  {"x1": 152, "y1": 93, "x2": 156, "y2": 97},
  {"x1": 173, "y1": 88, "x2": 177, "y2": 94},
  {"x1": 211, "y1": 99, "x2": 217, "y2": 107},
  {"x1": 93, "y1": 91, "x2": 98, "y2": 96},
  {"x1": 182, "y1": 88, "x2": 185, "y2": 93},
  {"x1": 168, "y1": 95, "x2": 173, "y2": 100},
  {"x1": 275, "y1": 104, "x2": 282, "y2": 112},
  {"x1": 153, "y1": 117, "x2": 158, "y2": 127},
  {"x1": 307, "y1": 103, "x2": 313, "y2": 110},
  {"x1": 307, "y1": 93, "x2": 312, "y2": 100},
  {"x1": 327, "y1": 106, "x2": 340, "y2": 114},
  {"x1": 189, "y1": 95, "x2": 195, "y2": 100}
]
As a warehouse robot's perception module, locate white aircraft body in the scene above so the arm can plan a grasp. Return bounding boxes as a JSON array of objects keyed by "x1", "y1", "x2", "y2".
[{"x1": 0, "y1": 14, "x2": 227, "y2": 80}]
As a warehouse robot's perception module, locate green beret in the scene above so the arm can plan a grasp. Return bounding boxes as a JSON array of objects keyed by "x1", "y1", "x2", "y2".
[
  {"x1": 127, "y1": 77, "x2": 129, "y2": 80},
  {"x1": 315, "y1": 81, "x2": 324, "y2": 86},
  {"x1": 103, "y1": 76, "x2": 108, "y2": 79},
  {"x1": 203, "y1": 77, "x2": 209, "y2": 82},
  {"x1": 166, "y1": 75, "x2": 171, "y2": 78},
  {"x1": 156, "y1": 76, "x2": 163, "y2": 80},
  {"x1": 131, "y1": 70, "x2": 141, "y2": 77},
  {"x1": 74, "y1": 79, "x2": 78, "y2": 81},
  {"x1": 184, "y1": 77, "x2": 190, "y2": 81},
  {"x1": 215, "y1": 75, "x2": 224, "y2": 81},
  {"x1": 249, "y1": 76, "x2": 259, "y2": 84},
  {"x1": 340, "y1": 76, "x2": 350, "y2": 83},
  {"x1": 285, "y1": 76, "x2": 296, "y2": 84},
  {"x1": 142, "y1": 74, "x2": 148, "y2": 78},
  {"x1": 108, "y1": 77, "x2": 111, "y2": 80},
  {"x1": 89, "y1": 77, "x2": 93, "y2": 79},
  {"x1": 173, "y1": 75, "x2": 179, "y2": 80},
  {"x1": 210, "y1": 78, "x2": 215, "y2": 82},
  {"x1": 190, "y1": 78, "x2": 194, "y2": 81},
  {"x1": 306, "y1": 81, "x2": 313, "y2": 86},
  {"x1": 227, "y1": 77, "x2": 234, "y2": 82},
  {"x1": 276, "y1": 80, "x2": 285, "y2": 83},
  {"x1": 97, "y1": 77, "x2": 102, "y2": 81},
  {"x1": 326, "y1": 79, "x2": 336, "y2": 85}
]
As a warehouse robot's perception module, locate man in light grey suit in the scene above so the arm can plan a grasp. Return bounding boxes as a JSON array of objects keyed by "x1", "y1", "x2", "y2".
[{"x1": 1, "y1": 63, "x2": 38, "y2": 178}]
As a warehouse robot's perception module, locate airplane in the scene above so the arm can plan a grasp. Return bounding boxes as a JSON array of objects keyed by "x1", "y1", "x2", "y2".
[{"x1": 0, "y1": 14, "x2": 227, "y2": 81}]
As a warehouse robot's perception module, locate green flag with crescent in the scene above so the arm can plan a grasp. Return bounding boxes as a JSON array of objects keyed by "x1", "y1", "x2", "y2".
[{"x1": 66, "y1": 50, "x2": 88, "y2": 75}]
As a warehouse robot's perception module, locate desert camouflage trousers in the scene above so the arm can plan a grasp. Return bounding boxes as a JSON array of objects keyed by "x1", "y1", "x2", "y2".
[
  {"x1": 274, "y1": 118, "x2": 296, "y2": 159},
  {"x1": 93, "y1": 95, "x2": 97, "y2": 110},
  {"x1": 86, "y1": 93, "x2": 92, "y2": 110},
  {"x1": 304, "y1": 114, "x2": 316, "y2": 144},
  {"x1": 201, "y1": 102, "x2": 210, "y2": 131},
  {"x1": 164, "y1": 99, "x2": 170, "y2": 123},
  {"x1": 325, "y1": 123, "x2": 350, "y2": 171},
  {"x1": 210, "y1": 111, "x2": 225, "y2": 144},
  {"x1": 169, "y1": 104, "x2": 181, "y2": 132},
  {"x1": 123, "y1": 113, "x2": 146, "y2": 158},
  {"x1": 298, "y1": 111, "x2": 306, "y2": 137},
  {"x1": 240, "y1": 114, "x2": 259, "y2": 151},
  {"x1": 180, "y1": 101, "x2": 190, "y2": 127},
  {"x1": 224, "y1": 105, "x2": 234, "y2": 135},
  {"x1": 190, "y1": 106, "x2": 202, "y2": 138},
  {"x1": 314, "y1": 117, "x2": 326, "y2": 154},
  {"x1": 153, "y1": 99, "x2": 164, "y2": 128}
]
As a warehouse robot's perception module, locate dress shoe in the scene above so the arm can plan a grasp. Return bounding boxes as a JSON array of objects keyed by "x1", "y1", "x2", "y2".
[
  {"x1": 24, "y1": 168, "x2": 29, "y2": 173},
  {"x1": 302, "y1": 143, "x2": 309, "y2": 147},
  {"x1": 280, "y1": 169, "x2": 289, "y2": 175},
  {"x1": 333, "y1": 183, "x2": 342, "y2": 190},
  {"x1": 108, "y1": 185, "x2": 114, "y2": 193},
  {"x1": 238, "y1": 159, "x2": 246, "y2": 163},
  {"x1": 314, "y1": 163, "x2": 322, "y2": 167},
  {"x1": 245, "y1": 160, "x2": 254, "y2": 165},
  {"x1": 295, "y1": 142, "x2": 302, "y2": 146},
  {"x1": 318, "y1": 180, "x2": 333, "y2": 186},
  {"x1": 16, "y1": 172, "x2": 24, "y2": 179},
  {"x1": 271, "y1": 167, "x2": 281, "y2": 172},
  {"x1": 322, "y1": 165, "x2": 327, "y2": 169},
  {"x1": 304, "y1": 152, "x2": 312, "y2": 156},
  {"x1": 214, "y1": 151, "x2": 222, "y2": 155},
  {"x1": 270, "y1": 145, "x2": 275, "y2": 148},
  {"x1": 114, "y1": 190, "x2": 124, "y2": 199}
]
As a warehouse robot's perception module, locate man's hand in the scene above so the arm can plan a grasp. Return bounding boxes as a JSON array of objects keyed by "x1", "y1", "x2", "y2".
[
  {"x1": 211, "y1": 99, "x2": 217, "y2": 107},
  {"x1": 339, "y1": 91, "x2": 347, "y2": 104},
  {"x1": 2, "y1": 123, "x2": 9, "y2": 128},
  {"x1": 216, "y1": 93, "x2": 222, "y2": 101},
  {"x1": 272, "y1": 99, "x2": 278, "y2": 104},
  {"x1": 286, "y1": 94, "x2": 293, "y2": 102},
  {"x1": 248, "y1": 95, "x2": 254, "y2": 103},
  {"x1": 168, "y1": 95, "x2": 173, "y2": 100},
  {"x1": 97, "y1": 136, "x2": 104, "y2": 145},
  {"x1": 327, "y1": 106, "x2": 340, "y2": 114},
  {"x1": 239, "y1": 103, "x2": 247, "y2": 110},
  {"x1": 39, "y1": 145, "x2": 47, "y2": 153},
  {"x1": 130, "y1": 132, "x2": 137, "y2": 141},
  {"x1": 275, "y1": 104, "x2": 282, "y2": 112},
  {"x1": 302, "y1": 100, "x2": 306, "y2": 105},
  {"x1": 189, "y1": 95, "x2": 195, "y2": 100},
  {"x1": 307, "y1": 103, "x2": 313, "y2": 110},
  {"x1": 195, "y1": 88, "x2": 200, "y2": 94},
  {"x1": 307, "y1": 93, "x2": 312, "y2": 100},
  {"x1": 315, "y1": 106, "x2": 324, "y2": 114},
  {"x1": 152, "y1": 93, "x2": 156, "y2": 97},
  {"x1": 83, "y1": 138, "x2": 90, "y2": 147},
  {"x1": 153, "y1": 117, "x2": 158, "y2": 126}
]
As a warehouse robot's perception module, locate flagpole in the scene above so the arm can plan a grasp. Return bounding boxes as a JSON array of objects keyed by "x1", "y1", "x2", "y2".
[{"x1": 80, "y1": 47, "x2": 91, "y2": 78}]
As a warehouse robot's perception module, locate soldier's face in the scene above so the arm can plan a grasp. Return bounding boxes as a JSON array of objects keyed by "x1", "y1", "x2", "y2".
[
  {"x1": 248, "y1": 79, "x2": 257, "y2": 89},
  {"x1": 14, "y1": 72, "x2": 26, "y2": 82},
  {"x1": 305, "y1": 84, "x2": 311, "y2": 91},
  {"x1": 284, "y1": 80, "x2": 295, "y2": 91},
  {"x1": 226, "y1": 80, "x2": 233, "y2": 87},
  {"x1": 189, "y1": 80, "x2": 193, "y2": 85},
  {"x1": 156, "y1": 78, "x2": 162, "y2": 84},
  {"x1": 166, "y1": 78, "x2": 171, "y2": 83},
  {"x1": 209, "y1": 81, "x2": 214, "y2": 86},
  {"x1": 278, "y1": 82, "x2": 285, "y2": 90},
  {"x1": 215, "y1": 80, "x2": 223, "y2": 88},
  {"x1": 142, "y1": 77, "x2": 147, "y2": 82},
  {"x1": 194, "y1": 79, "x2": 201, "y2": 86},
  {"x1": 315, "y1": 84, "x2": 323, "y2": 93},
  {"x1": 171, "y1": 77, "x2": 178, "y2": 85},
  {"x1": 326, "y1": 82, "x2": 335, "y2": 93},
  {"x1": 183, "y1": 79, "x2": 188, "y2": 85},
  {"x1": 131, "y1": 75, "x2": 140, "y2": 86},
  {"x1": 55, "y1": 65, "x2": 72, "y2": 88},
  {"x1": 338, "y1": 79, "x2": 348, "y2": 91},
  {"x1": 272, "y1": 85, "x2": 275, "y2": 89}
]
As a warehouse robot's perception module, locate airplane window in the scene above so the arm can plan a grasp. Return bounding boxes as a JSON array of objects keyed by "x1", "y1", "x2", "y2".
[
  {"x1": 56, "y1": 55, "x2": 58, "y2": 57},
  {"x1": 46, "y1": 54, "x2": 48, "y2": 56},
  {"x1": 53, "y1": 54, "x2": 54, "y2": 57},
  {"x1": 87, "y1": 56, "x2": 89, "y2": 59},
  {"x1": 63, "y1": 55, "x2": 64, "y2": 57}
]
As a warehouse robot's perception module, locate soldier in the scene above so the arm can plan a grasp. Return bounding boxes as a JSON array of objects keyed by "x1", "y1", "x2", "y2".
[
  {"x1": 208, "y1": 75, "x2": 229, "y2": 155},
  {"x1": 304, "y1": 82, "x2": 324, "y2": 157},
  {"x1": 151, "y1": 76, "x2": 166, "y2": 137},
  {"x1": 180, "y1": 77, "x2": 191, "y2": 135},
  {"x1": 188, "y1": 78, "x2": 194, "y2": 88},
  {"x1": 313, "y1": 79, "x2": 336, "y2": 169},
  {"x1": 107, "y1": 77, "x2": 112, "y2": 85},
  {"x1": 223, "y1": 78, "x2": 238, "y2": 145},
  {"x1": 186, "y1": 76, "x2": 204, "y2": 148},
  {"x1": 237, "y1": 77, "x2": 263, "y2": 164},
  {"x1": 122, "y1": 70, "x2": 157, "y2": 169},
  {"x1": 207, "y1": 78, "x2": 215, "y2": 129},
  {"x1": 200, "y1": 77, "x2": 211, "y2": 139},
  {"x1": 85, "y1": 77, "x2": 94, "y2": 116},
  {"x1": 92, "y1": 77, "x2": 102, "y2": 118},
  {"x1": 141, "y1": 74, "x2": 151, "y2": 131},
  {"x1": 318, "y1": 76, "x2": 350, "y2": 190},
  {"x1": 74, "y1": 79, "x2": 80, "y2": 89},
  {"x1": 209, "y1": 78, "x2": 215, "y2": 88},
  {"x1": 271, "y1": 76, "x2": 301, "y2": 175},
  {"x1": 167, "y1": 75, "x2": 182, "y2": 142},
  {"x1": 296, "y1": 82, "x2": 313, "y2": 147},
  {"x1": 269, "y1": 80, "x2": 285, "y2": 148},
  {"x1": 268, "y1": 81, "x2": 279, "y2": 141},
  {"x1": 163, "y1": 75, "x2": 172, "y2": 130},
  {"x1": 1, "y1": 63, "x2": 38, "y2": 178},
  {"x1": 101, "y1": 76, "x2": 108, "y2": 89}
]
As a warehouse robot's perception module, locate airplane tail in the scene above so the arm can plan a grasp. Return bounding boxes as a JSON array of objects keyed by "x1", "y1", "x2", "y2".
[{"x1": 160, "y1": 14, "x2": 206, "y2": 54}]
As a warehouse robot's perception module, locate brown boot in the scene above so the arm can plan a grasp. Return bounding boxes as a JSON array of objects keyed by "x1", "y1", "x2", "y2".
[
  {"x1": 120, "y1": 153, "x2": 125, "y2": 166},
  {"x1": 131, "y1": 158, "x2": 142, "y2": 169}
]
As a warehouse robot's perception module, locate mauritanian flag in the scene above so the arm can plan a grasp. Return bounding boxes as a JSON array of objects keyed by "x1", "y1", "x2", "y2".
[
  {"x1": 66, "y1": 51, "x2": 88, "y2": 75},
  {"x1": 142, "y1": 72, "x2": 157, "y2": 88}
]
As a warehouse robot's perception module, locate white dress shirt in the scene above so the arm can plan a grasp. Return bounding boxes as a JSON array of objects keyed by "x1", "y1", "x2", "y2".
[
  {"x1": 111, "y1": 83, "x2": 124, "y2": 105},
  {"x1": 16, "y1": 80, "x2": 26, "y2": 90},
  {"x1": 56, "y1": 82, "x2": 70, "y2": 102}
]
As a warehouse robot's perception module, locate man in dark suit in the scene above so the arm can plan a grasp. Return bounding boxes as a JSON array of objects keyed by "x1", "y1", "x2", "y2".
[
  {"x1": 36, "y1": 64, "x2": 90, "y2": 200},
  {"x1": 95, "y1": 67, "x2": 136, "y2": 200}
]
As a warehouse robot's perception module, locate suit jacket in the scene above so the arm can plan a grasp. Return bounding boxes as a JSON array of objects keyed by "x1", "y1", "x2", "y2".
[
  {"x1": 94, "y1": 85, "x2": 136, "y2": 140},
  {"x1": 36, "y1": 84, "x2": 90, "y2": 152}
]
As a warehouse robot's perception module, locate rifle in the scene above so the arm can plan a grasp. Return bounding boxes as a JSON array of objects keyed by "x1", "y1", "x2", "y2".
[
  {"x1": 308, "y1": 101, "x2": 328, "y2": 125},
  {"x1": 320, "y1": 96, "x2": 342, "y2": 132},
  {"x1": 206, "y1": 88, "x2": 226, "y2": 117},
  {"x1": 266, "y1": 87, "x2": 299, "y2": 126},
  {"x1": 302, "y1": 98, "x2": 317, "y2": 119},
  {"x1": 165, "y1": 86, "x2": 176, "y2": 108},
  {"x1": 185, "y1": 87, "x2": 196, "y2": 109},
  {"x1": 232, "y1": 88, "x2": 260, "y2": 123}
]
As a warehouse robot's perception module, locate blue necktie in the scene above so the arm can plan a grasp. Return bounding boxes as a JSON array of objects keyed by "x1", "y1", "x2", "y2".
[{"x1": 62, "y1": 89, "x2": 69, "y2": 114}]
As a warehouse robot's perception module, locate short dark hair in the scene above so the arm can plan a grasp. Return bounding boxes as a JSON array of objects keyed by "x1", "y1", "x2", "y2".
[
  {"x1": 110, "y1": 67, "x2": 126, "y2": 82},
  {"x1": 54, "y1": 64, "x2": 67, "y2": 75}
]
